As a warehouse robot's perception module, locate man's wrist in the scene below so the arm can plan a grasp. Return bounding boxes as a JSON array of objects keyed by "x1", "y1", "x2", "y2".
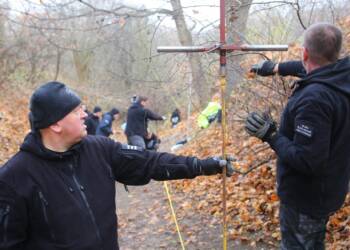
[
  {"x1": 265, "y1": 131, "x2": 278, "y2": 146},
  {"x1": 198, "y1": 158, "x2": 221, "y2": 175},
  {"x1": 273, "y1": 63, "x2": 279, "y2": 74}
]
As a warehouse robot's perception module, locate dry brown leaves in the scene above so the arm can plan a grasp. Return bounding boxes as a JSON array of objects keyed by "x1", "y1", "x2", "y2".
[{"x1": 0, "y1": 86, "x2": 30, "y2": 165}]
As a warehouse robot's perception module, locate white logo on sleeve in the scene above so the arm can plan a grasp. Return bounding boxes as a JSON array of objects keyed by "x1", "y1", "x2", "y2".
[
  {"x1": 121, "y1": 144, "x2": 143, "y2": 152},
  {"x1": 295, "y1": 124, "x2": 313, "y2": 138}
]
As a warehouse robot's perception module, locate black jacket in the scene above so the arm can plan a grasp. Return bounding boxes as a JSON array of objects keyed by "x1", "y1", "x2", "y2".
[
  {"x1": 85, "y1": 113, "x2": 99, "y2": 135},
  {"x1": 96, "y1": 113, "x2": 114, "y2": 137},
  {"x1": 278, "y1": 60, "x2": 306, "y2": 78},
  {"x1": 125, "y1": 103, "x2": 163, "y2": 138},
  {"x1": 270, "y1": 57, "x2": 350, "y2": 217},
  {"x1": 0, "y1": 132, "x2": 209, "y2": 250}
]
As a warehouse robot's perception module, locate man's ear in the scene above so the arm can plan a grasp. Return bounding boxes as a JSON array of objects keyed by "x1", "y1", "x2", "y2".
[
  {"x1": 49, "y1": 122, "x2": 62, "y2": 133},
  {"x1": 303, "y1": 47, "x2": 309, "y2": 62}
]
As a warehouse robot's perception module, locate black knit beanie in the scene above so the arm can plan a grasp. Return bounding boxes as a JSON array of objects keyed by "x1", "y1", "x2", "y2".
[
  {"x1": 93, "y1": 106, "x2": 102, "y2": 113},
  {"x1": 29, "y1": 81, "x2": 81, "y2": 130},
  {"x1": 109, "y1": 108, "x2": 119, "y2": 116}
]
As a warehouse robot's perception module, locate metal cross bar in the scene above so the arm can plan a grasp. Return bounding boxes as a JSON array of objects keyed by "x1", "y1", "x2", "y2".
[
  {"x1": 157, "y1": 1, "x2": 288, "y2": 250},
  {"x1": 157, "y1": 44, "x2": 288, "y2": 53}
]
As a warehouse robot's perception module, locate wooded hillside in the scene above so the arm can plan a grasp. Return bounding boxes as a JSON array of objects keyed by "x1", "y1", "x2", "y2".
[{"x1": 0, "y1": 0, "x2": 349, "y2": 249}]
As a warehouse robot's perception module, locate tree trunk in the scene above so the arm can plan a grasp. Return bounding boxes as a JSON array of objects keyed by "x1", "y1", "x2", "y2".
[
  {"x1": 72, "y1": 49, "x2": 92, "y2": 84},
  {"x1": 54, "y1": 48, "x2": 62, "y2": 81},
  {"x1": 226, "y1": 0, "x2": 253, "y2": 98},
  {"x1": 170, "y1": 0, "x2": 208, "y2": 106}
]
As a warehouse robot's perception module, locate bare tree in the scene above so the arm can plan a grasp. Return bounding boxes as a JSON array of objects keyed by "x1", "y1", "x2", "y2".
[
  {"x1": 0, "y1": 0, "x2": 348, "y2": 111},
  {"x1": 225, "y1": 0, "x2": 253, "y2": 99},
  {"x1": 170, "y1": 0, "x2": 208, "y2": 106}
]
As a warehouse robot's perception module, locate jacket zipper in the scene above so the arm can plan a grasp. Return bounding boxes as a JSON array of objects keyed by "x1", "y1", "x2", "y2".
[
  {"x1": 38, "y1": 191, "x2": 56, "y2": 241},
  {"x1": 1, "y1": 205, "x2": 10, "y2": 246},
  {"x1": 69, "y1": 164, "x2": 103, "y2": 250}
]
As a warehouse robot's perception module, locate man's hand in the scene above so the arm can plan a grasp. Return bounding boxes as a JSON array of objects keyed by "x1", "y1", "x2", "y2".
[
  {"x1": 245, "y1": 112, "x2": 277, "y2": 142},
  {"x1": 250, "y1": 60, "x2": 277, "y2": 76},
  {"x1": 198, "y1": 156, "x2": 234, "y2": 177},
  {"x1": 162, "y1": 116, "x2": 167, "y2": 121}
]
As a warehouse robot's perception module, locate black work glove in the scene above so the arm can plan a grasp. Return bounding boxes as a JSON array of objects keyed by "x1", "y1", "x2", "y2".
[
  {"x1": 198, "y1": 156, "x2": 234, "y2": 177},
  {"x1": 245, "y1": 112, "x2": 277, "y2": 142},
  {"x1": 250, "y1": 60, "x2": 276, "y2": 76}
]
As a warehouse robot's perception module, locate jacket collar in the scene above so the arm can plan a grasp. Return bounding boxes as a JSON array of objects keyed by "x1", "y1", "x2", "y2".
[{"x1": 20, "y1": 132, "x2": 82, "y2": 160}]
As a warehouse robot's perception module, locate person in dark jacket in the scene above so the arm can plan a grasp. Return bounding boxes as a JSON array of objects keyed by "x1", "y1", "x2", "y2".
[
  {"x1": 96, "y1": 108, "x2": 119, "y2": 137},
  {"x1": 170, "y1": 108, "x2": 181, "y2": 128},
  {"x1": 85, "y1": 106, "x2": 102, "y2": 135},
  {"x1": 245, "y1": 23, "x2": 350, "y2": 249},
  {"x1": 125, "y1": 96, "x2": 165, "y2": 148},
  {"x1": 144, "y1": 132, "x2": 161, "y2": 151},
  {"x1": 0, "y1": 81, "x2": 234, "y2": 250}
]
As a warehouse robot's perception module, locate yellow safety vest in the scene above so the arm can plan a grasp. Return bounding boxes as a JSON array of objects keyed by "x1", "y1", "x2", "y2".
[{"x1": 197, "y1": 101, "x2": 221, "y2": 128}]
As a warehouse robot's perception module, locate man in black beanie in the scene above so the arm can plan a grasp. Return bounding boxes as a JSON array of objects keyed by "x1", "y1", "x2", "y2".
[
  {"x1": 85, "y1": 105, "x2": 102, "y2": 135},
  {"x1": 29, "y1": 81, "x2": 81, "y2": 131},
  {"x1": 0, "y1": 81, "x2": 234, "y2": 250}
]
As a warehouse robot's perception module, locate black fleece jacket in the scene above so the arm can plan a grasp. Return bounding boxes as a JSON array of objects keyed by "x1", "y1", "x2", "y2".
[
  {"x1": 269, "y1": 57, "x2": 350, "y2": 217},
  {"x1": 0, "y1": 133, "x2": 212, "y2": 249},
  {"x1": 85, "y1": 113, "x2": 99, "y2": 135}
]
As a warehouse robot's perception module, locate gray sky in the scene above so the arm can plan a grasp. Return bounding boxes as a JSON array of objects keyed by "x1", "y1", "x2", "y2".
[{"x1": 9, "y1": 0, "x2": 220, "y2": 28}]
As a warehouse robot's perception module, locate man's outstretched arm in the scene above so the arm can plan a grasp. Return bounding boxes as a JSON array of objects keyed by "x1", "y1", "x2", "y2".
[{"x1": 251, "y1": 60, "x2": 306, "y2": 78}]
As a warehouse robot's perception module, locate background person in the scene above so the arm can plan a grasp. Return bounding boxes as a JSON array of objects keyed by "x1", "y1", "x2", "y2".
[
  {"x1": 96, "y1": 107, "x2": 119, "y2": 137},
  {"x1": 85, "y1": 105, "x2": 102, "y2": 135},
  {"x1": 170, "y1": 108, "x2": 181, "y2": 128},
  {"x1": 125, "y1": 96, "x2": 165, "y2": 148}
]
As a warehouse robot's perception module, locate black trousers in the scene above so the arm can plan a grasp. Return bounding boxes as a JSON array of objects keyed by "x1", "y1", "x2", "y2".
[{"x1": 279, "y1": 203, "x2": 329, "y2": 250}]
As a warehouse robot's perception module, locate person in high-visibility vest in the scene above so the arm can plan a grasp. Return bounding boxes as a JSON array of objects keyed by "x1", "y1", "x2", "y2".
[{"x1": 197, "y1": 94, "x2": 222, "y2": 129}]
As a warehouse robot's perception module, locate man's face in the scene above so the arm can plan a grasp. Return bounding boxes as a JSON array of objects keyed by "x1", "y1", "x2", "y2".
[
  {"x1": 95, "y1": 111, "x2": 103, "y2": 119},
  {"x1": 141, "y1": 100, "x2": 147, "y2": 107},
  {"x1": 82, "y1": 104, "x2": 87, "y2": 112},
  {"x1": 57, "y1": 104, "x2": 88, "y2": 143}
]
